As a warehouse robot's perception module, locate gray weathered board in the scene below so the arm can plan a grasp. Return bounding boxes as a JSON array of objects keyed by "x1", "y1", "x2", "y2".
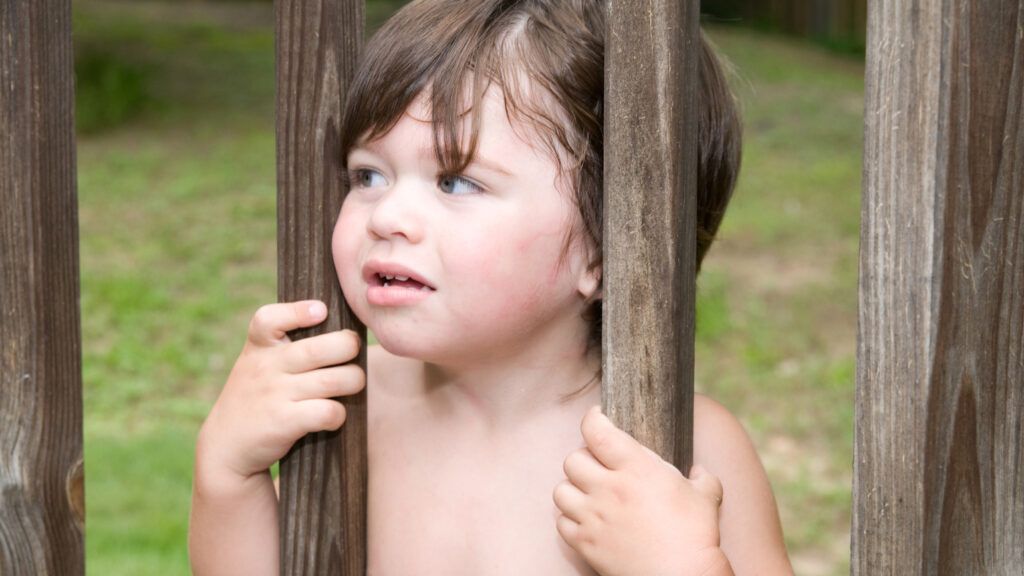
[
  {"x1": 604, "y1": 0, "x2": 699, "y2": 469},
  {"x1": 0, "y1": 0, "x2": 85, "y2": 574},
  {"x1": 855, "y1": 0, "x2": 1024, "y2": 573},
  {"x1": 275, "y1": 0, "x2": 367, "y2": 574}
]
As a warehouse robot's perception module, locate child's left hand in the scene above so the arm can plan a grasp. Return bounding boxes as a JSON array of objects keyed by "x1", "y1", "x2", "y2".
[{"x1": 553, "y1": 406, "x2": 731, "y2": 576}]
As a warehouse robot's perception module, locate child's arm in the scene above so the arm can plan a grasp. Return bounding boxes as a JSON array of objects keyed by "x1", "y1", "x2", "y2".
[
  {"x1": 188, "y1": 301, "x2": 365, "y2": 575},
  {"x1": 693, "y1": 394, "x2": 792, "y2": 576},
  {"x1": 554, "y1": 399, "x2": 792, "y2": 576}
]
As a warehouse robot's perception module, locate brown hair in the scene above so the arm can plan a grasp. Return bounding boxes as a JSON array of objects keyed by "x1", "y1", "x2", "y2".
[{"x1": 341, "y1": 0, "x2": 742, "y2": 358}]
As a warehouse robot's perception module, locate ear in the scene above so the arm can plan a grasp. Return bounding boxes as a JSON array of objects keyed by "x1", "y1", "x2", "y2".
[{"x1": 576, "y1": 263, "x2": 602, "y2": 300}]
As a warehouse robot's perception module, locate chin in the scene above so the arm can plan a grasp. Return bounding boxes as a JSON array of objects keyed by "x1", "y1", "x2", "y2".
[
  {"x1": 370, "y1": 325, "x2": 431, "y2": 360},
  {"x1": 371, "y1": 327, "x2": 469, "y2": 366}
]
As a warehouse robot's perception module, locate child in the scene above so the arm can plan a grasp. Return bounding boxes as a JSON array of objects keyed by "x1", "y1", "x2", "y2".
[{"x1": 189, "y1": 0, "x2": 793, "y2": 574}]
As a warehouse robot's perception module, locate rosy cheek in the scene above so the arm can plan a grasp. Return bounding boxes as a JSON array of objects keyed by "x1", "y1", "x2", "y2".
[
  {"x1": 333, "y1": 204, "x2": 364, "y2": 281},
  {"x1": 465, "y1": 231, "x2": 565, "y2": 321},
  {"x1": 513, "y1": 221, "x2": 572, "y2": 285}
]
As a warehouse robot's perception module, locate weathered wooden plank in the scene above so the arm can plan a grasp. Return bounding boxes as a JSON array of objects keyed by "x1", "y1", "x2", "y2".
[
  {"x1": 0, "y1": 0, "x2": 84, "y2": 573},
  {"x1": 275, "y1": 0, "x2": 366, "y2": 574},
  {"x1": 855, "y1": 0, "x2": 1024, "y2": 574},
  {"x1": 604, "y1": 0, "x2": 699, "y2": 470}
]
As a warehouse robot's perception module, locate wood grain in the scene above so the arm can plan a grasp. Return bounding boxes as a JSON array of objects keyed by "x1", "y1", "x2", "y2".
[
  {"x1": 275, "y1": 1, "x2": 366, "y2": 574},
  {"x1": 0, "y1": 0, "x2": 84, "y2": 573},
  {"x1": 604, "y1": 0, "x2": 699, "y2": 471},
  {"x1": 855, "y1": 1, "x2": 1024, "y2": 573}
]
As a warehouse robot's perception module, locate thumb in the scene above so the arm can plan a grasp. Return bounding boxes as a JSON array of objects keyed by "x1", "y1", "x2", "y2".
[{"x1": 688, "y1": 464, "x2": 724, "y2": 508}]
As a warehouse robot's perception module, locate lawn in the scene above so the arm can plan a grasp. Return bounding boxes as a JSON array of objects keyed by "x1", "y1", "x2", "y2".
[{"x1": 76, "y1": 1, "x2": 861, "y2": 574}]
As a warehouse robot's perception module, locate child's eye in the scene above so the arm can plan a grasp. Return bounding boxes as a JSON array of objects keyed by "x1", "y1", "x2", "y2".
[
  {"x1": 347, "y1": 168, "x2": 387, "y2": 189},
  {"x1": 438, "y1": 174, "x2": 483, "y2": 196}
]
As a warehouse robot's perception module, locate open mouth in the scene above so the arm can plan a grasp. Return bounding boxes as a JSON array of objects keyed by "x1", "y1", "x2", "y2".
[{"x1": 374, "y1": 273, "x2": 434, "y2": 291}]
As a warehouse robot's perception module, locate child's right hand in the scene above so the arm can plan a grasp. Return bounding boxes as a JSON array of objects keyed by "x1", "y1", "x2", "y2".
[{"x1": 196, "y1": 300, "x2": 365, "y2": 485}]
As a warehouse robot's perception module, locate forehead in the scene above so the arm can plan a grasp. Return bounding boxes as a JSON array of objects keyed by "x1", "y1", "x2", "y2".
[{"x1": 354, "y1": 75, "x2": 566, "y2": 171}]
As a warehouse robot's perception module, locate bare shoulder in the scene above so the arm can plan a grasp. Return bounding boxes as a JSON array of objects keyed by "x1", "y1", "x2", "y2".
[
  {"x1": 693, "y1": 393, "x2": 793, "y2": 576},
  {"x1": 692, "y1": 394, "x2": 757, "y2": 469}
]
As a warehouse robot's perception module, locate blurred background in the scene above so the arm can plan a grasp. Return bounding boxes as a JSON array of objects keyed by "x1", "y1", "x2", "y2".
[{"x1": 76, "y1": 0, "x2": 862, "y2": 574}]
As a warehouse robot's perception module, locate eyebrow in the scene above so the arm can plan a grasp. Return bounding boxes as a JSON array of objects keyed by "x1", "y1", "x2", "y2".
[{"x1": 350, "y1": 141, "x2": 513, "y2": 177}]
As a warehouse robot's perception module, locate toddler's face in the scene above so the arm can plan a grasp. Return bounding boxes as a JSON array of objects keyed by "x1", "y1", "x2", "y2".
[{"x1": 332, "y1": 85, "x2": 597, "y2": 363}]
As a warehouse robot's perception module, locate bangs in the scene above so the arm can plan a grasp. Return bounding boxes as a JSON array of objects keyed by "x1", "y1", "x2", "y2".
[{"x1": 340, "y1": 0, "x2": 593, "y2": 182}]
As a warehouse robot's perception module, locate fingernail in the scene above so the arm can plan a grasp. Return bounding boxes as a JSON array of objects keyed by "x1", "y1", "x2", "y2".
[{"x1": 309, "y1": 302, "x2": 326, "y2": 319}]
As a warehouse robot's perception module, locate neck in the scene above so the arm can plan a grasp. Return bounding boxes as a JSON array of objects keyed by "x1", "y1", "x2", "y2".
[{"x1": 421, "y1": 322, "x2": 601, "y2": 435}]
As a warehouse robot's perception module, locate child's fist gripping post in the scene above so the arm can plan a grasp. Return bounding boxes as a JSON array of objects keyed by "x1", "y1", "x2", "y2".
[
  {"x1": 554, "y1": 406, "x2": 734, "y2": 576},
  {"x1": 190, "y1": 300, "x2": 365, "y2": 575},
  {"x1": 196, "y1": 300, "x2": 366, "y2": 487}
]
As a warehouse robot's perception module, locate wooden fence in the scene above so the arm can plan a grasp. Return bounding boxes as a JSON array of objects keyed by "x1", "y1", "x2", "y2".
[
  {"x1": 0, "y1": 0, "x2": 85, "y2": 574},
  {"x1": 274, "y1": 0, "x2": 368, "y2": 572},
  {"x1": 1, "y1": 0, "x2": 1021, "y2": 574},
  {"x1": 854, "y1": 0, "x2": 1023, "y2": 573}
]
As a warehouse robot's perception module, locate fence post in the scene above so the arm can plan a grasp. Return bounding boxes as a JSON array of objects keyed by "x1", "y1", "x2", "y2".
[
  {"x1": 855, "y1": 1, "x2": 1024, "y2": 573},
  {"x1": 605, "y1": 0, "x2": 699, "y2": 469},
  {"x1": 0, "y1": 0, "x2": 85, "y2": 573},
  {"x1": 275, "y1": 1, "x2": 366, "y2": 574}
]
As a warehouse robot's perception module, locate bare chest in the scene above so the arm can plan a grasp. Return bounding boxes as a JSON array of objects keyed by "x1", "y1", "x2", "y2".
[{"x1": 366, "y1": 415, "x2": 596, "y2": 576}]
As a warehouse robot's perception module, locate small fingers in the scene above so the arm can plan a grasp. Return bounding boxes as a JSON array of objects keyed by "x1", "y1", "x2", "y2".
[
  {"x1": 282, "y1": 329, "x2": 362, "y2": 374},
  {"x1": 688, "y1": 464, "x2": 725, "y2": 507},
  {"x1": 580, "y1": 405, "x2": 645, "y2": 471},
  {"x1": 563, "y1": 447, "x2": 608, "y2": 494},
  {"x1": 290, "y1": 364, "x2": 366, "y2": 401},
  {"x1": 555, "y1": 514, "x2": 581, "y2": 549},
  {"x1": 248, "y1": 301, "x2": 327, "y2": 347},
  {"x1": 641, "y1": 444, "x2": 684, "y2": 476},
  {"x1": 552, "y1": 479, "x2": 588, "y2": 523},
  {"x1": 293, "y1": 398, "x2": 349, "y2": 432}
]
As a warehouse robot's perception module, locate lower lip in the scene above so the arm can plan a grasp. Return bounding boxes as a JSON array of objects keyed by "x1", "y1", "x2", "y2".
[{"x1": 367, "y1": 284, "x2": 434, "y2": 306}]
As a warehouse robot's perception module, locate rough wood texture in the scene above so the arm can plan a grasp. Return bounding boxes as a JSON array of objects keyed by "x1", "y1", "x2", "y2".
[
  {"x1": 0, "y1": 0, "x2": 84, "y2": 573},
  {"x1": 855, "y1": 1, "x2": 1024, "y2": 574},
  {"x1": 275, "y1": 0, "x2": 366, "y2": 574},
  {"x1": 604, "y1": 0, "x2": 699, "y2": 471}
]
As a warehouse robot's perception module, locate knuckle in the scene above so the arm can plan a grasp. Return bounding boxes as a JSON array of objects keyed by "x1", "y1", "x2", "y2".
[
  {"x1": 563, "y1": 450, "x2": 583, "y2": 474},
  {"x1": 302, "y1": 341, "x2": 322, "y2": 365},
  {"x1": 249, "y1": 305, "x2": 275, "y2": 337},
  {"x1": 590, "y1": 431, "x2": 612, "y2": 452},
  {"x1": 554, "y1": 480, "x2": 576, "y2": 504},
  {"x1": 347, "y1": 366, "x2": 367, "y2": 392},
  {"x1": 332, "y1": 403, "x2": 348, "y2": 428},
  {"x1": 317, "y1": 371, "x2": 338, "y2": 396},
  {"x1": 338, "y1": 330, "x2": 361, "y2": 359},
  {"x1": 317, "y1": 401, "x2": 346, "y2": 430},
  {"x1": 553, "y1": 479, "x2": 570, "y2": 498},
  {"x1": 608, "y1": 478, "x2": 631, "y2": 505},
  {"x1": 267, "y1": 402, "x2": 289, "y2": 428},
  {"x1": 576, "y1": 530, "x2": 597, "y2": 554}
]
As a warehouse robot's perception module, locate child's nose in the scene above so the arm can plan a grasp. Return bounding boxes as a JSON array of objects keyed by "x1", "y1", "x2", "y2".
[{"x1": 365, "y1": 181, "x2": 425, "y2": 244}]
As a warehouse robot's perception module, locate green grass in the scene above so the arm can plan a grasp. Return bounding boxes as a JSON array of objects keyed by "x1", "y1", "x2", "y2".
[
  {"x1": 694, "y1": 27, "x2": 861, "y2": 575},
  {"x1": 78, "y1": 2, "x2": 862, "y2": 574}
]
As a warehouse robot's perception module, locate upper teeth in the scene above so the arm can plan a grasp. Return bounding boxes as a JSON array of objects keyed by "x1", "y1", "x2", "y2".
[{"x1": 381, "y1": 274, "x2": 409, "y2": 281}]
